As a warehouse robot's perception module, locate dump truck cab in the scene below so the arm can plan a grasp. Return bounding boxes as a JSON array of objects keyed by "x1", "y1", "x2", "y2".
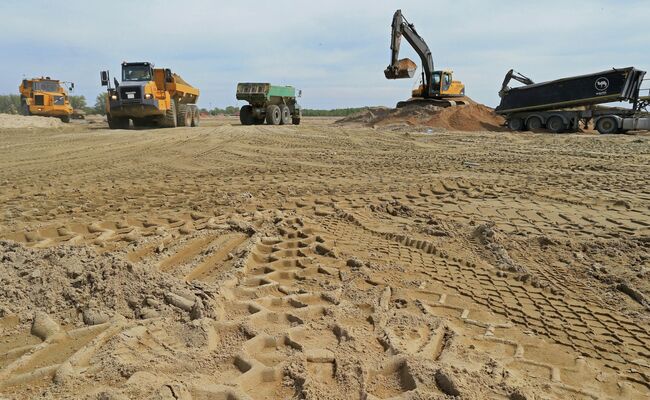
[
  {"x1": 19, "y1": 77, "x2": 73, "y2": 122},
  {"x1": 101, "y1": 61, "x2": 200, "y2": 129}
]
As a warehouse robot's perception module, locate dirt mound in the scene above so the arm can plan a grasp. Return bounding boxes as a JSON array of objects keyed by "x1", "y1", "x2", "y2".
[
  {"x1": 336, "y1": 102, "x2": 505, "y2": 132},
  {"x1": 0, "y1": 240, "x2": 214, "y2": 323},
  {"x1": 0, "y1": 113, "x2": 64, "y2": 129}
]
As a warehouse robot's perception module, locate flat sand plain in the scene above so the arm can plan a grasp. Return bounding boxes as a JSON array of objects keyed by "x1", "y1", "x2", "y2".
[{"x1": 0, "y1": 116, "x2": 648, "y2": 399}]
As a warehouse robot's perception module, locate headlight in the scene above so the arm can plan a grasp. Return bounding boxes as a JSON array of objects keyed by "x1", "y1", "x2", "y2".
[
  {"x1": 111, "y1": 95, "x2": 117, "y2": 100},
  {"x1": 144, "y1": 93, "x2": 152, "y2": 99}
]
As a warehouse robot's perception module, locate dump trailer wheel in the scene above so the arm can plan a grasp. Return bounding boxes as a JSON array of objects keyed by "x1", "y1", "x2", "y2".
[
  {"x1": 191, "y1": 107, "x2": 200, "y2": 127},
  {"x1": 292, "y1": 117, "x2": 301, "y2": 125},
  {"x1": 163, "y1": 100, "x2": 178, "y2": 128},
  {"x1": 266, "y1": 105, "x2": 281, "y2": 125},
  {"x1": 108, "y1": 115, "x2": 129, "y2": 129},
  {"x1": 547, "y1": 116, "x2": 566, "y2": 133},
  {"x1": 240, "y1": 105, "x2": 254, "y2": 125},
  {"x1": 280, "y1": 105, "x2": 291, "y2": 125},
  {"x1": 177, "y1": 104, "x2": 190, "y2": 127},
  {"x1": 595, "y1": 117, "x2": 618, "y2": 134},
  {"x1": 526, "y1": 117, "x2": 543, "y2": 131},
  {"x1": 508, "y1": 118, "x2": 523, "y2": 131}
]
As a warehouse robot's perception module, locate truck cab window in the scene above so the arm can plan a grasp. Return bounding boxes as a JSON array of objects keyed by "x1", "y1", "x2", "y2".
[{"x1": 123, "y1": 65, "x2": 152, "y2": 82}]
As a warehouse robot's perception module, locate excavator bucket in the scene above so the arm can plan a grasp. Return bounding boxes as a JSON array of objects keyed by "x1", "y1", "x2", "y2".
[{"x1": 384, "y1": 58, "x2": 417, "y2": 79}]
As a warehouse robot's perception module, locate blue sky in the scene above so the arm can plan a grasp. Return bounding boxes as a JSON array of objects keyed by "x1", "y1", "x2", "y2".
[{"x1": 1, "y1": 0, "x2": 649, "y2": 109}]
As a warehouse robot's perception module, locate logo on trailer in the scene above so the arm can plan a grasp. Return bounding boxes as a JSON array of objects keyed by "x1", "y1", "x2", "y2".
[{"x1": 595, "y1": 77, "x2": 609, "y2": 91}]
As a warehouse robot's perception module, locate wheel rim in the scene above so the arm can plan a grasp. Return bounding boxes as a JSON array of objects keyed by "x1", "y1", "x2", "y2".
[
  {"x1": 548, "y1": 118, "x2": 563, "y2": 132},
  {"x1": 528, "y1": 118, "x2": 542, "y2": 130},
  {"x1": 600, "y1": 119, "x2": 614, "y2": 132}
]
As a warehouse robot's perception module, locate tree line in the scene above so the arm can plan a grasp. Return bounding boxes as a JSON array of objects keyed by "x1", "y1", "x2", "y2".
[{"x1": 1, "y1": 94, "x2": 366, "y2": 117}]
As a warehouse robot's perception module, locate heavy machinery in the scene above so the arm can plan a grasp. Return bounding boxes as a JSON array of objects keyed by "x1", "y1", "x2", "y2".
[
  {"x1": 496, "y1": 67, "x2": 650, "y2": 134},
  {"x1": 384, "y1": 9, "x2": 466, "y2": 108},
  {"x1": 19, "y1": 77, "x2": 74, "y2": 122},
  {"x1": 236, "y1": 83, "x2": 301, "y2": 125},
  {"x1": 100, "y1": 62, "x2": 200, "y2": 129}
]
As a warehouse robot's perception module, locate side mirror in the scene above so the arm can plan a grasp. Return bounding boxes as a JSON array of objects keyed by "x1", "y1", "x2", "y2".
[
  {"x1": 298, "y1": 90, "x2": 302, "y2": 97},
  {"x1": 100, "y1": 71, "x2": 109, "y2": 86},
  {"x1": 22, "y1": 79, "x2": 28, "y2": 89},
  {"x1": 165, "y1": 69, "x2": 173, "y2": 83}
]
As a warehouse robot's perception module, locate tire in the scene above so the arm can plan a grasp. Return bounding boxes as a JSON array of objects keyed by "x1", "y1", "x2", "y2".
[
  {"x1": 108, "y1": 115, "x2": 129, "y2": 129},
  {"x1": 546, "y1": 116, "x2": 566, "y2": 133},
  {"x1": 280, "y1": 104, "x2": 291, "y2": 125},
  {"x1": 60, "y1": 115, "x2": 71, "y2": 123},
  {"x1": 292, "y1": 118, "x2": 301, "y2": 125},
  {"x1": 21, "y1": 102, "x2": 30, "y2": 116},
  {"x1": 240, "y1": 105, "x2": 254, "y2": 125},
  {"x1": 526, "y1": 117, "x2": 543, "y2": 131},
  {"x1": 266, "y1": 105, "x2": 281, "y2": 125},
  {"x1": 191, "y1": 107, "x2": 200, "y2": 127},
  {"x1": 595, "y1": 117, "x2": 618, "y2": 135},
  {"x1": 508, "y1": 118, "x2": 523, "y2": 131},
  {"x1": 163, "y1": 100, "x2": 178, "y2": 128},
  {"x1": 177, "y1": 104, "x2": 190, "y2": 127}
]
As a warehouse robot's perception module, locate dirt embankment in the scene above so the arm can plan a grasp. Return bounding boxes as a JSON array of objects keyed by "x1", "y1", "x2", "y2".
[
  {"x1": 336, "y1": 101, "x2": 505, "y2": 132},
  {"x1": 0, "y1": 114, "x2": 65, "y2": 129}
]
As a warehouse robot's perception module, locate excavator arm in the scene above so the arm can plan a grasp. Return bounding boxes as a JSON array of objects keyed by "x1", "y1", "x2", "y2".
[
  {"x1": 499, "y1": 69, "x2": 534, "y2": 97},
  {"x1": 384, "y1": 9, "x2": 435, "y2": 96}
]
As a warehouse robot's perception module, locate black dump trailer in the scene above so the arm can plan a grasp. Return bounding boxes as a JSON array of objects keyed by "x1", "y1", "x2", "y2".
[{"x1": 496, "y1": 67, "x2": 650, "y2": 134}]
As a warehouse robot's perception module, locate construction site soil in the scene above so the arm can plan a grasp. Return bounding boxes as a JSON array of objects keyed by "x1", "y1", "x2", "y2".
[{"x1": 0, "y1": 115, "x2": 648, "y2": 399}]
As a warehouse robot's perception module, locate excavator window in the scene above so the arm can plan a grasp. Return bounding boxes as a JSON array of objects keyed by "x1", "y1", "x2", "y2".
[{"x1": 433, "y1": 73, "x2": 441, "y2": 88}]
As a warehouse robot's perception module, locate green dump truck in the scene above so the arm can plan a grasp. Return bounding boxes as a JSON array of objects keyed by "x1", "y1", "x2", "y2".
[{"x1": 236, "y1": 83, "x2": 301, "y2": 125}]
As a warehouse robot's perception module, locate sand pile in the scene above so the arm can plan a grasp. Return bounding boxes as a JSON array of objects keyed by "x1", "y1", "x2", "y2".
[
  {"x1": 337, "y1": 102, "x2": 505, "y2": 132},
  {"x1": 0, "y1": 113, "x2": 64, "y2": 129},
  {"x1": 0, "y1": 240, "x2": 215, "y2": 324}
]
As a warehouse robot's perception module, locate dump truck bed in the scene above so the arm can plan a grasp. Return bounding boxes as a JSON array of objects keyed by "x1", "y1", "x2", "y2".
[
  {"x1": 496, "y1": 67, "x2": 646, "y2": 114},
  {"x1": 236, "y1": 83, "x2": 296, "y2": 103}
]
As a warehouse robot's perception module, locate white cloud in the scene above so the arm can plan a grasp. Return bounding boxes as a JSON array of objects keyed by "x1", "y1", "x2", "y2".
[{"x1": 1, "y1": 0, "x2": 648, "y2": 109}]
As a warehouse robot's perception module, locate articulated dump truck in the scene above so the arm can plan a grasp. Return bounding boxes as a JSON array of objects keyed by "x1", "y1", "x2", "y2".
[
  {"x1": 100, "y1": 62, "x2": 200, "y2": 129},
  {"x1": 496, "y1": 67, "x2": 650, "y2": 134},
  {"x1": 19, "y1": 77, "x2": 75, "y2": 122},
  {"x1": 236, "y1": 83, "x2": 301, "y2": 125}
]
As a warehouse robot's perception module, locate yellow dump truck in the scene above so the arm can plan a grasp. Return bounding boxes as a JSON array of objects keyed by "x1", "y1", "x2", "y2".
[
  {"x1": 19, "y1": 77, "x2": 74, "y2": 122},
  {"x1": 100, "y1": 62, "x2": 200, "y2": 129}
]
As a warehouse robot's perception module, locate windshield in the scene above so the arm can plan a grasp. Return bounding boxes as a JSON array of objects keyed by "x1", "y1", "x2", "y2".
[
  {"x1": 432, "y1": 72, "x2": 441, "y2": 87},
  {"x1": 33, "y1": 81, "x2": 61, "y2": 92},
  {"x1": 122, "y1": 65, "x2": 152, "y2": 82}
]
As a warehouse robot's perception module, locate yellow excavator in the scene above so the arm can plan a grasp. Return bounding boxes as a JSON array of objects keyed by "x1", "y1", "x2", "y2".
[{"x1": 384, "y1": 9, "x2": 466, "y2": 108}]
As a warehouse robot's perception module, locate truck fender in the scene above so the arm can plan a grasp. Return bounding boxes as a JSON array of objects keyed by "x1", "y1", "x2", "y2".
[{"x1": 594, "y1": 115, "x2": 623, "y2": 129}]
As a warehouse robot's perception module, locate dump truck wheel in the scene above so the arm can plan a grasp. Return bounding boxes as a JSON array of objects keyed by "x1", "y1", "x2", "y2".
[
  {"x1": 240, "y1": 105, "x2": 254, "y2": 125},
  {"x1": 177, "y1": 104, "x2": 190, "y2": 127},
  {"x1": 547, "y1": 116, "x2": 566, "y2": 133},
  {"x1": 526, "y1": 117, "x2": 543, "y2": 131},
  {"x1": 266, "y1": 105, "x2": 281, "y2": 125},
  {"x1": 596, "y1": 117, "x2": 618, "y2": 134},
  {"x1": 191, "y1": 107, "x2": 200, "y2": 127},
  {"x1": 164, "y1": 101, "x2": 178, "y2": 128},
  {"x1": 108, "y1": 116, "x2": 129, "y2": 129},
  {"x1": 292, "y1": 117, "x2": 301, "y2": 125},
  {"x1": 60, "y1": 116, "x2": 71, "y2": 123},
  {"x1": 508, "y1": 118, "x2": 523, "y2": 131},
  {"x1": 280, "y1": 105, "x2": 291, "y2": 125},
  {"x1": 21, "y1": 103, "x2": 30, "y2": 116}
]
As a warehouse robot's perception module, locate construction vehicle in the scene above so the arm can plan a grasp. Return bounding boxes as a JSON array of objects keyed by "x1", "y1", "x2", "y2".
[
  {"x1": 384, "y1": 9, "x2": 466, "y2": 108},
  {"x1": 19, "y1": 77, "x2": 75, "y2": 122},
  {"x1": 236, "y1": 83, "x2": 301, "y2": 125},
  {"x1": 100, "y1": 62, "x2": 200, "y2": 129},
  {"x1": 496, "y1": 67, "x2": 650, "y2": 134}
]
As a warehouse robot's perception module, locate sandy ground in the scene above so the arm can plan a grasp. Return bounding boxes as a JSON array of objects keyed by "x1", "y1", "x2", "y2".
[{"x1": 0, "y1": 116, "x2": 648, "y2": 399}]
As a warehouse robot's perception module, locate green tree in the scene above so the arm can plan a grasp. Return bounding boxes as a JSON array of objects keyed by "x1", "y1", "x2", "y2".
[
  {"x1": 0, "y1": 94, "x2": 22, "y2": 114},
  {"x1": 93, "y1": 93, "x2": 107, "y2": 115},
  {"x1": 69, "y1": 95, "x2": 87, "y2": 110}
]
